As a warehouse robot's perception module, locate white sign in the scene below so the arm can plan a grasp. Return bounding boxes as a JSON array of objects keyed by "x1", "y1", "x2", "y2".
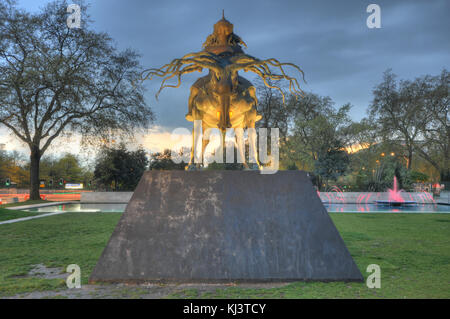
[{"x1": 65, "y1": 183, "x2": 84, "y2": 189}]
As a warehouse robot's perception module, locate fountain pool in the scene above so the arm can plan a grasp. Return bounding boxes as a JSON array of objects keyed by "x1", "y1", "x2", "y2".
[
  {"x1": 325, "y1": 203, "x2": 449, "y2": 213},
  {"x1": 23, "y1": 203, "x2": 128, "y2": 213},
  {"x1": 21, "y1": 202, "x2": 450, "y2": 214}
]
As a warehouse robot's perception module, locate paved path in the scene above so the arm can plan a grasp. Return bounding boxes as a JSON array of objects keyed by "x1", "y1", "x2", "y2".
[
  {"x1": 7, "y1": 201, "x2": 77, "y2": 210},
  {"x1": 0, "y1": 202, "x2": 75, "y2": 225},
  {"x1": 437, "y1": 191, "x2": 450, "y2": 205},
  {"x1": 6, "y1": 281, "x2": 289, "y2": 299},
  {"x1": 0, "y1": 211, "x2": 67, "y2": 225}
]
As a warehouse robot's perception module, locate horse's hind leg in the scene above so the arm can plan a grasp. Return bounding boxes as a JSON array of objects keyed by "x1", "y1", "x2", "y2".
[
  {"x1": 246, "y1": 110, "x2": 261, "y2": 169},
  {"x1": 234, "y1": 127, "x2": 249, "y2": 169},
  {"x1": 186, "y1": 127, "x2": 196, "y2": 169},
  {"x1": 186, "y1": 116, "x2": 203, "y2": 170},
  {"x1": 202, "y1": 132, "x2": 209, "y2": 166}
]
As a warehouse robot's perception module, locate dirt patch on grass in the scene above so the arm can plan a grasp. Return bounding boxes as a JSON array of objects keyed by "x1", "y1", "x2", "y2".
[
  {"x1": 8, "y1": 264, "x2": 67, "y2": 280},
  {"x1": 27, "y1": 264, "x2": 67, "y2": 279}
]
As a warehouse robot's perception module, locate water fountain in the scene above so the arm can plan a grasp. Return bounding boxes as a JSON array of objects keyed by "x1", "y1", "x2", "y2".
[{"x1": 375, "y1": 176, "x2": 417, "y2": 206}]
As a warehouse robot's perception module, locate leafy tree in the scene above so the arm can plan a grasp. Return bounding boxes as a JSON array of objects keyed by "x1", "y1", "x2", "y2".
[
  {"x1": 206, "y1": 162, "x2": 244, "y2": 170},
  {"x1": 203, "y1": 143, "x2": 245, "y2": 170},
  {"x1": 94, "y1": 144, "x2": 148, "y2": 191},
  {"x1": 409, "y1": 170, "x2": 429, "y2": 183},
  {"x1": 0, "y1": 149, "x2": 28, "y2": 187},
  {"x1": 314, "y1": 140, "x2": 349, "y2": 189},
  {"x1": 344, "y1": 119, "x2": 378, "y2": 154},
  {"x1": 39, "y1": 153, "x2": 84, "y2": 184},
  {"x1": 282, "y1": 92, "x2": 353, "y2": 183},
  {"x1": 365, "y1": 163, "x2": 389, "y2": 192},
  {"x1": 0, "y1": 1, "x2": 154, "y2": 199},
  {"x1": 149, "y1": 149, "x2": 185, "y2": 170},
  {"x1": 343, "y1": 120, "x2": 381, "y2": 187},
  {"x1": 364, "y1": 156, "x2": 413, "y2": 192}
]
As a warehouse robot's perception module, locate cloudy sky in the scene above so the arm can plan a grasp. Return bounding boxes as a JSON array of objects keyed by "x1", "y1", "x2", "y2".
[{"x1": 1, "y1": 0, "x2": 449, "y2": 155}]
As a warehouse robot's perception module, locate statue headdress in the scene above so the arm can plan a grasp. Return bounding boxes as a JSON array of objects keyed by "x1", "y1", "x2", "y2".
[{"x1": 202, "y1": 10, "x2": 247, "y2": 55}]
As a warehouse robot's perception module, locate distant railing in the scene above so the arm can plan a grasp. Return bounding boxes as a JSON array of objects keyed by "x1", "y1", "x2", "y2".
[{"x1": 0, "y1": 192, "x2": 83, "y2": 204}]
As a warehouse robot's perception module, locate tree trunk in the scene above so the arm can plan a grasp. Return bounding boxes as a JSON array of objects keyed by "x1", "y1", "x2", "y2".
[
  {"x1": 407, "y1": 148, "x2": 413, "y2": 170},
  {"x1": 29, "y1": 146, "x2": 41, "y2": 200},
  {"x1": 441, "y1": 168, "x2": 450, "y2": 182}
]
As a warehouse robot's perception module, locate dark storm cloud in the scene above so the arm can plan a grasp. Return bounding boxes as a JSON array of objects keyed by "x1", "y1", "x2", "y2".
[{"x1": 18, "y1": 0, "x2": 450, "y2": 130}]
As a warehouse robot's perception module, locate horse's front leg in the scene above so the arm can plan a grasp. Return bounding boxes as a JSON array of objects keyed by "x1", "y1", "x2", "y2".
[
  {"x1": 247, "y1": 114, "x2": 261, "y2": 170},
  {"x1": 234, "y1": 127, "x2": 249, "y2": 169},
  {"x1": 202, "y1": 137, "x2": 210, "y2": 167},
  {"x1": 248, "y1": 126, "x2": 259, "y2": 168},
  {"x1": 187, "y1": 119, "x2": 203, "y2": 170}
]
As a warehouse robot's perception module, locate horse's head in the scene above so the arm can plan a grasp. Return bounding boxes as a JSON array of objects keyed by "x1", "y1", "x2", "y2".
[{"x1": 208, "y1": 67, "x2": 239, "y2": 130}]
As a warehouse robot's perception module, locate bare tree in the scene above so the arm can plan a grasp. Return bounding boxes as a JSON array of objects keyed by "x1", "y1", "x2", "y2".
[
  {"x1": 414, "y1": 69, "x2": 449, "y2": 181},
  {"x1": 369, "y1": 69, "x2": 429, "y2": 169},
  {"x1": 0, "y1": 1, "x2": 154, "y2": 199},
  {"x1": 369, "y1": 69, "x2": 449, "y2": 178},
  {"x1": 254, "y1": 77, "x2": 290, "y2": 141}
]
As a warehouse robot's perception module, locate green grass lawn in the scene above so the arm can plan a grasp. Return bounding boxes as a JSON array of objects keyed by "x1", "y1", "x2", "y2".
[
  {"x1": 0, "y1": 212, "x2": 448, "y2": 298},
  {"x1": 0, "y1": 208, "x2": 43, "y2": 222},
  {"x1": 0, "y1": 212, "x2": 121, "y2": 296}
]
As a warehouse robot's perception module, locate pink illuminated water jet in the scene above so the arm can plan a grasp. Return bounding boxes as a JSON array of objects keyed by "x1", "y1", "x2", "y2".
[
  {"x1": 375, "y1": 176, "x2": 417, "y2": 207},
  {"x1": 388, "y1": 176, "x2": 404, "y2": 203}
]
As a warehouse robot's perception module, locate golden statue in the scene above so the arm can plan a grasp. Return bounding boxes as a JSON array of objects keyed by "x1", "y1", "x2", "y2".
[{"x1": 141, "y1": 12, "x2": 304, "y2": 169}]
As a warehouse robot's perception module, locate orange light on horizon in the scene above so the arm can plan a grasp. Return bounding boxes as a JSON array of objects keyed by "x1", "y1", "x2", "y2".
[{"x1": 345, "y1": 143, "x2": 370, "y2": 154}]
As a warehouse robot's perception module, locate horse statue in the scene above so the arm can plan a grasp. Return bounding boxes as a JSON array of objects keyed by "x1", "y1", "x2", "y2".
[{"x1": 140, "y1": 13, "x2": 304, "y2": 169}]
